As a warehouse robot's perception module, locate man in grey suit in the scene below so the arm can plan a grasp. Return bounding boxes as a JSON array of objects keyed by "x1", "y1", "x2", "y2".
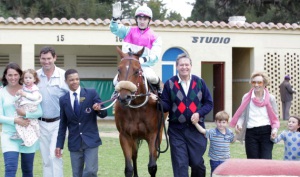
[
  {"x1": 55, "y1": 69, "x2": 107, "y2": 177},
  {"x1": 279, "y1": 75, "x2": 296, "y2": 120}
]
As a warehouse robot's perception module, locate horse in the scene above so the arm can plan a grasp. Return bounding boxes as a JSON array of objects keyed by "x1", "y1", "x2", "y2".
[{"x1": 114, "y1": 47, "x2": 167, "y2": 177}]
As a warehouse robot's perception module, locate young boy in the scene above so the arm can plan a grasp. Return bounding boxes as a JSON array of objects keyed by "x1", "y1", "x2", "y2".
[
  {"x1": 192, "y1": 110, "x2": 237, "y2": 175},
  {"x1": 55, "y1": 69, "x2": 107, "y2": 177}
]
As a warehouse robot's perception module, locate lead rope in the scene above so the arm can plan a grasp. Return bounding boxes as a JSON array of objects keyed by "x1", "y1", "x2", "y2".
[
  {"x1": 98, "y1": 94, "x2": 119, "y2": 110},
  {"x1": 155, "y1": 96, "x2": 169, "y2": 158}
]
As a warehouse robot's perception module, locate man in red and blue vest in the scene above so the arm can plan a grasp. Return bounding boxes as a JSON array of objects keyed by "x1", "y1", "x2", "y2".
[{"x1": 160, "y1": 53, "x2": 213, "y2": 177}]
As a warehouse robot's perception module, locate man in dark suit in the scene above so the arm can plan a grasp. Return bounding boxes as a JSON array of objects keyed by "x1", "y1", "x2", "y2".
[
  {"x1": 55, "y1": 69, "x2": 107, "y2": 177},
  {"x1": 279, "y1": 74, "x2": 296, "y2": 120}
]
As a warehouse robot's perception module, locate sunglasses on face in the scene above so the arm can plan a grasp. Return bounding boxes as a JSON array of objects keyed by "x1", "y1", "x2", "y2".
[{"x1": 251, "y1": 81, "x2": 263, "y2": 85}]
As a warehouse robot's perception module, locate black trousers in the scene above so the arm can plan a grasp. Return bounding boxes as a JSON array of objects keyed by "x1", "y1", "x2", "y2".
[
  {"x1": 168, "y1": 125, "x2": 207, "y2": 177},
  {"x1": 245, "y1": 125, "x2": 274, "y2": 159}
]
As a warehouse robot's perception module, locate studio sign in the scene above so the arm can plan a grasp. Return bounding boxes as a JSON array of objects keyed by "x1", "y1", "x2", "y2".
[{"x1": 192, "y1": 36, "x2": 231, "y2": 44}]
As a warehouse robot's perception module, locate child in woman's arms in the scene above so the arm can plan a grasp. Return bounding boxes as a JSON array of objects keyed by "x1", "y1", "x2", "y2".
[{"x1": 11, "y1": 69, "x2": 42, "y2": 147}]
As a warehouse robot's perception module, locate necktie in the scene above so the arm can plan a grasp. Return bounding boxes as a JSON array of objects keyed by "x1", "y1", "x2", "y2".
[{"x1": 73, "y1": 92, "x2": 79, "y2": 116}]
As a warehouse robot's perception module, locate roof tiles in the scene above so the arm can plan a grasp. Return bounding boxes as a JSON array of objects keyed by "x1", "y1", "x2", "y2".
[{"x1": 0, "y1": 17, "x2": 299, "y2": 30}]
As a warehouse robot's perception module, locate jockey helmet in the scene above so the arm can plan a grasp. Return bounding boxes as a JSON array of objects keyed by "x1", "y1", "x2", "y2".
[{"x1": 135, "y1": 5, "x2": 152, "y2": 19}]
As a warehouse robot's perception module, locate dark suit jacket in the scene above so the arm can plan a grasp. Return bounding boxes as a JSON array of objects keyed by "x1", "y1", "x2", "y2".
[
  {"x1": 279, "y1": 80, "x2": 296, "y2": 102},
  {"x1": 56, "y1": 88, "x2": 107, "y2": 151}
]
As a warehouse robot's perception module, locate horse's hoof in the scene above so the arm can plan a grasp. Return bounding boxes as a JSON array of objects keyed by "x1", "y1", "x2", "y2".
[
  {"x1": 148, "y1": 165, "x2": 157, "y2": 177},
  {"x1": 125, "y1": 167, "x2": 133, "y2": 177}
]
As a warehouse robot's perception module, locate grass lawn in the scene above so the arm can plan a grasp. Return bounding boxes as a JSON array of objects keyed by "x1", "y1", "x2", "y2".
[{"x1": 0, "y1": 119, "x2": 287, "y2": 177}]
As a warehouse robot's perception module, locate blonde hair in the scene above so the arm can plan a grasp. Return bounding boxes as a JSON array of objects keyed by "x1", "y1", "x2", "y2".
[
  {"x1": 250, "y1": 71, "x2": 270, "y2": 86},
  {"x1": 176, "y1": 53, "x2": 192, "y2": 66},
  {"x1": 215, "y1": 111, "x2": 230, "y2": 122}
]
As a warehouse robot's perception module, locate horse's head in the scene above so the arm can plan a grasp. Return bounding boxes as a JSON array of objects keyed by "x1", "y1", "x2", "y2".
[{"x1": 115, "y1": 47, "x2": 146, "y2": 106}]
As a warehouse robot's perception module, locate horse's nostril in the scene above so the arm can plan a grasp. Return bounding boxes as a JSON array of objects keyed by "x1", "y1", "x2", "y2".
[
  {"x1": 118, "y1": 95, "x2": 131, "y2": 104},
  {"x1": 118, "y1": 97, "x2": 125, "y2": 102}
]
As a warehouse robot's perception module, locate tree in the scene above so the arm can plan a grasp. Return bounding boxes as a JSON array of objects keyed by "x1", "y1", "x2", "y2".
[
  {"x1": 189, "y1": 0, "x2": 218, "y2": 22},
  {"x1": 0, "y1": 0, "x2": 114, "y2": 19},
  {"x1": 148, "y1": 0, "x2": 167, "y2": 20},
  {"x1": 120, "y1": 0, "x2": 181, "y2": 21},
  {"x1": 189, "y1": 0, "x2": 300, "y2": 23},
  {"x1": 0, "y1": 2, "x2": 10, "y2": 17},
  {"x1": 0, "y1": 0, "x2": 183, "y2": 21},
  {"x1": 167, "y1": 11, "x2": 183, "y2": 21}
]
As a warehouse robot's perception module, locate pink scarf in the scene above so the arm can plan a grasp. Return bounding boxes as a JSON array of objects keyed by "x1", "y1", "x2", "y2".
[{"x1": 230, "y1": 88, "x2": 280, "y2": 129}]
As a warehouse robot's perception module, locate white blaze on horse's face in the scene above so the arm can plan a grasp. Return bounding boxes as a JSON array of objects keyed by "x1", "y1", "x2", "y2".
[{"x1": 126, "y1": 65, "x2": 129, "y2": 72}]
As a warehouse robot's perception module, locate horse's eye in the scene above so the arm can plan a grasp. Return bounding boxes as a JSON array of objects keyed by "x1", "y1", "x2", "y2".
[{"x1": 134, "y1": 70, "x2": 139, "y2": 75}]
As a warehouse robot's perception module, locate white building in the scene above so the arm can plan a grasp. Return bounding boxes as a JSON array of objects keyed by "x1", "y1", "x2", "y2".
[{"x1": 0, "y1": 17, "x2": 299, "y2": 120}]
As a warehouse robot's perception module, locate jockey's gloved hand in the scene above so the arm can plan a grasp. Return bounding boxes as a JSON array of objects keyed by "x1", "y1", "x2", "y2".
[{"x1": 112, "y1": 2, "x2": 123, "y2": 19}]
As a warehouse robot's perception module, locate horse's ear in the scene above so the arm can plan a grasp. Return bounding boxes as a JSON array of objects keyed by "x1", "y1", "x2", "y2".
[
  {"x1": 116, "y1": 46, "x2": 125, "y2": 58},
  {"x1": 137, "y1": 47, "x2": 145, "y2": 57}
]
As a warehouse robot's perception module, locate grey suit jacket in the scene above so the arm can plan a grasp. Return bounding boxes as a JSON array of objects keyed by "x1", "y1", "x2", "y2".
[{"x1": 279, "y1": 80, "x2": 296, "y2": 102}]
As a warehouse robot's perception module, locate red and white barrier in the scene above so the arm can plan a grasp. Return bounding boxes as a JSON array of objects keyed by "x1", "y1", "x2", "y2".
[{"x1": 213, "y1": 159, "x2": 300, "y2": 177}]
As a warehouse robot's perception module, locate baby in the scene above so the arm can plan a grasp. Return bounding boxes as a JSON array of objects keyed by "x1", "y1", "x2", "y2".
[{"x1": 11, "y1": 69, "x2": 42, "y2": 146}]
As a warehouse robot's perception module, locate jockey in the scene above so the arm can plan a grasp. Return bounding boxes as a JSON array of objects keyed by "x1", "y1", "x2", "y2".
[{"x1": 110, "y1": 2, "x2": 163, "y2": 97}]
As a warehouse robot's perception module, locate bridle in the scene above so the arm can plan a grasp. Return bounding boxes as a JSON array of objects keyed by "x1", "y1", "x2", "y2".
[
  {"x1": 98, "y1": 48, "x2": 149, "y2": 110},
  {"x1": 117, "y1": 57, "x2": 150, "y2": 108},
  {"x1": 98, "y1": 50, "x2": 170, "y2": 155}
]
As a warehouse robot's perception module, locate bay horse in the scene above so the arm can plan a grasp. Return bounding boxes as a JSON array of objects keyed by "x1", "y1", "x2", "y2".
[{"x1": 114, "y1": 47, "x2": 167, "y2": 177}]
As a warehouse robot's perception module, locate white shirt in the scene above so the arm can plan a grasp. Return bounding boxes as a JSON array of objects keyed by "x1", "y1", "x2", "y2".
[
  {"x1": 37, "y1": 66, "x2": 69, "y2": 118},
  {"x1": 177, "y1": 74, "x2": 192, "y2": 96},
  {"x1": 69, "y1": 86, "x2": 81, "y2": 109},
  {"x1": 247, "y1": 90, "x2": 270, "y2": 128}
]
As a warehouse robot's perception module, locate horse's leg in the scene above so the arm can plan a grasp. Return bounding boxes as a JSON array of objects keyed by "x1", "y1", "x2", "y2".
[
  {"x1": 132, "y1": 140, "x2": 138, "y2": 177},
  {"x1": 119, "y1": 134, "x2": 134, "y2": 177},
  {"x1": 147, "y1": 135, "x2": 158, "y2": 177}
]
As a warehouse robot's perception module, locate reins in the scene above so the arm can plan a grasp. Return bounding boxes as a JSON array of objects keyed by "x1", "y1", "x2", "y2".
[
  {"x1": 118, "y1": 57, "x2": 149, "y2": 108},
  {"x1": 99, "y1": 53, "x2": 169, "y2": 156},
  {"x1": 98, "y1": 94, "x2": 118, "y2": 110},
  {"x1": 145, "y1": 84, "x2": 169, "y2": 157}
]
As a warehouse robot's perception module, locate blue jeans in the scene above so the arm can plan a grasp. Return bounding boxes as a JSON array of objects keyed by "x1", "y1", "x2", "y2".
[
  {"x1": 210, "y1": 160, "x2": 224, "y2": 176},
  {"x1": 3, "y1": 152, "x2": 35, "y2": 177}
]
